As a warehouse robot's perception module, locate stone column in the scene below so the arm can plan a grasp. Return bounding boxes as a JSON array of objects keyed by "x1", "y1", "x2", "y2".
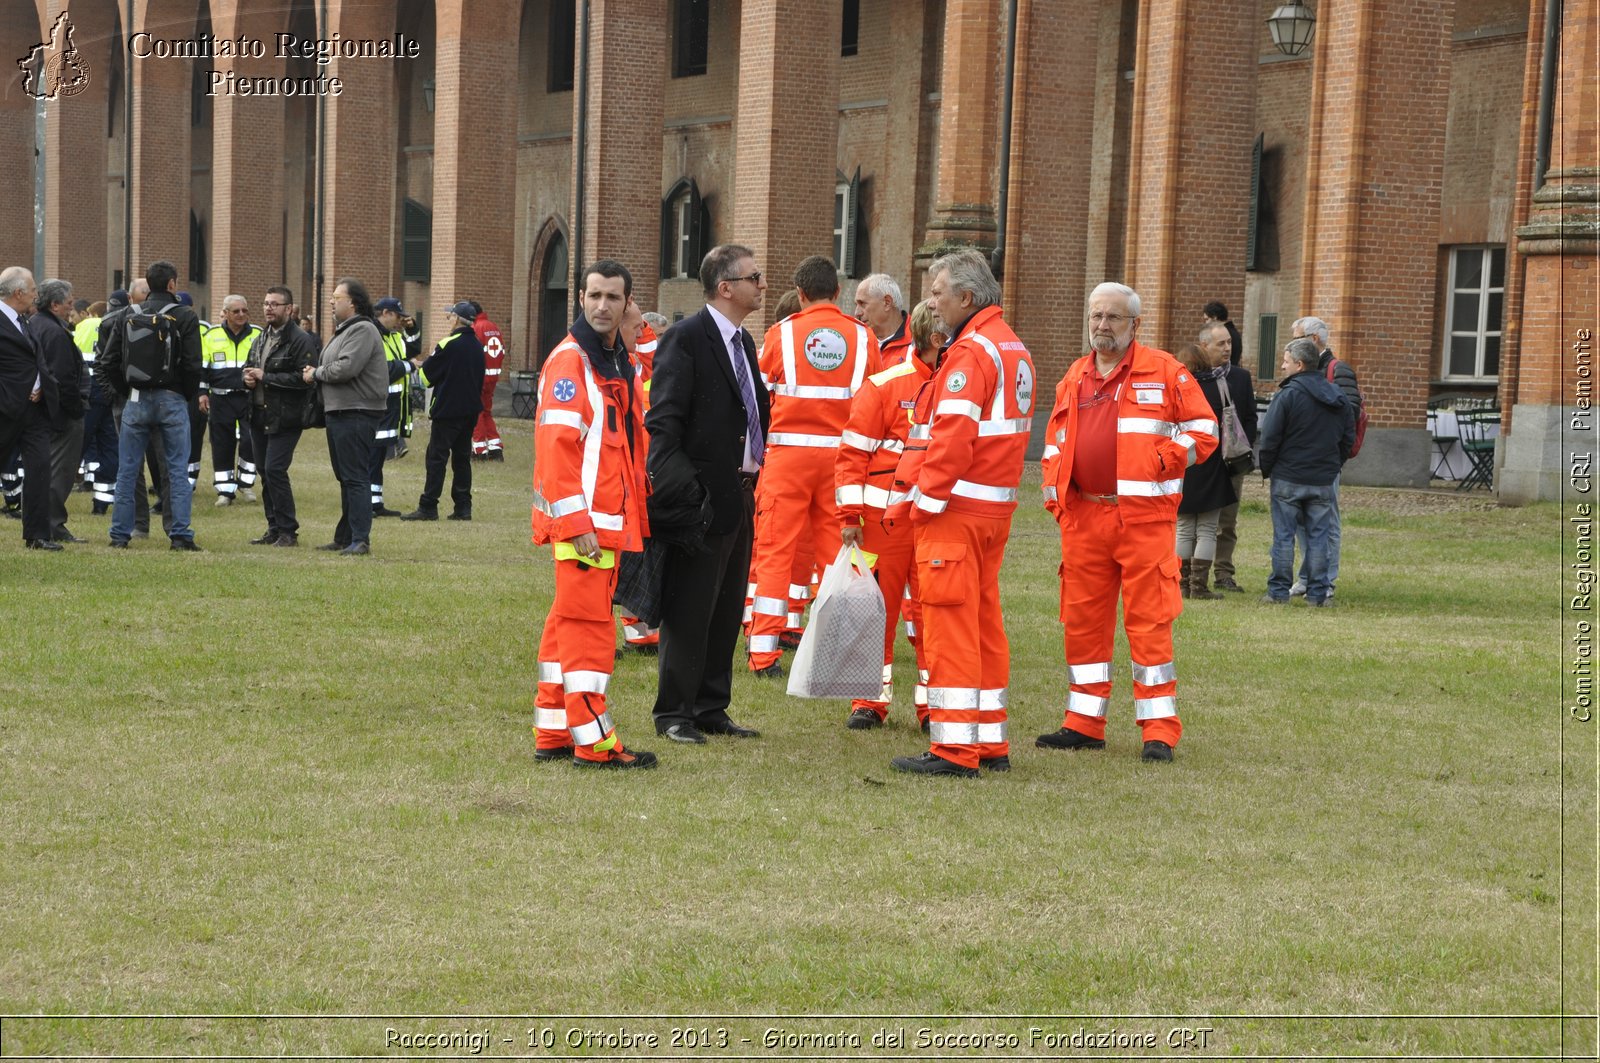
[
  {"x1": 732, "y1": 0, "x2": 842, "y2": 326},
  {"x1": 1298, "y1": 0, "x2": 1455, "y2": 487},
  {"x1": 1121, "y1": 0, "x2": 1258, "y2": 351},
  {"x1": 428, "y1": 0, "x2": 521, "y2": 346},
  {"x1": 574, "y1": 0, "x2": 667, "y2": 311}
]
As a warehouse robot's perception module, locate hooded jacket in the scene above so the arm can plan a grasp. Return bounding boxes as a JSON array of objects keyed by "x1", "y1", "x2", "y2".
[{"x1": 1257, "y1": 369, "x2": 1355, "y2": 486}]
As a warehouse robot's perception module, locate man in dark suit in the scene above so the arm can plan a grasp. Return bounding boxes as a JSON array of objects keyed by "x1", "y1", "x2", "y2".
[
  {"x1": 0, "y1": 266, "x2": 60, "y2": 549},
  {"x1": 646, "y1": 245, "x2": 771, "y2": 744},
  {"x1": 28, "y1": 278, "x2": 86, "y2": 543}
]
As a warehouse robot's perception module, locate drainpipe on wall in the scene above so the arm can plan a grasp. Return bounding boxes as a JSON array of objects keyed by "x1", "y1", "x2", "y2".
[
  {"x1": 124, "y1": 0, "x2": 135, "y2": 282},
  {"x1": 571, "y1": 0, "x2": 590, "y2": 309},
  {"x1": 1534, "y1": 0, "x2": 1561, "y2": 189},
  {"x1": 990, "y1": 0, "x2": 1020, "y2": 280},
  {"x1": 313, "y1": 0, "x2": 328, "y2": 332}
]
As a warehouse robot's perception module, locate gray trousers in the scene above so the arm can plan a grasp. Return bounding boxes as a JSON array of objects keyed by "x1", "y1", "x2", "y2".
[{"x1": 48, "y1": 417, "x2": 84, "y2": 538}]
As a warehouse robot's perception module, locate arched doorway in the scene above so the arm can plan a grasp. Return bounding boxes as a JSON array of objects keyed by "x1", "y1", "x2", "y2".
[{"x1": 537, "y1": 230, "x2": 568, "y2": 371}]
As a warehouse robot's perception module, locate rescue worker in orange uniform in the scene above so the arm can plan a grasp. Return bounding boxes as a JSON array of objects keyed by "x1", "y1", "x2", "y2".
[
  {"x1": 853, "y1": 272, "x2": 917, "y2": 368},
  {"x1": 889, "y1": 250, "x2": 1035, "y2": 778},
  {"x1": 471, "y1": 304, "x2": 505, "y2": 459},
  {"x1": 617, "y1": 299, "x2": 660, "y2": 655},
  {"x1": 836, "y1": 299, "x2": 939, "y2": 731},
  {"x1": 1038, "y1": 282, "x2": 1218, "y2": 762},
  {"x1": 529, "y1": 259, "x2": 657, "y2": 769},
  {"x1": 746, "y1": 255, "x2": 880, "y2": 676}
]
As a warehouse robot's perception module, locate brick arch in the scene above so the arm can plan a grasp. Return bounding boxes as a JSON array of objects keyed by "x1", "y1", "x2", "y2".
[{"x1": 527, "y1": 214, "x2": 570, "y2": 372}]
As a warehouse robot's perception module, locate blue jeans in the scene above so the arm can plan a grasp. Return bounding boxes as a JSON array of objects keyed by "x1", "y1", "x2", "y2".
[
  {"x1": 1269, "y1": 479, "x2": 1336, "y2": 603},
  {"x1": 111, "y1": 388, "x2": 194, "y2": 542},
  {"x1": 1296, "y1": 474, "x2": 1340, "y2": 589}
]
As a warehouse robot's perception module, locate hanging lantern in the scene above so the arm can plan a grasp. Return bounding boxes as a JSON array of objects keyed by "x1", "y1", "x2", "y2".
[{"x1": 1266, "y1": 3, "x2": 1317, "y2": 57}]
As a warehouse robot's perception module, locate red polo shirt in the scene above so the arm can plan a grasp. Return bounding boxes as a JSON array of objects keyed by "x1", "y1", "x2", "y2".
[{"x1": 1069, "y1": 355, "x2": 1132, "y2": 497}]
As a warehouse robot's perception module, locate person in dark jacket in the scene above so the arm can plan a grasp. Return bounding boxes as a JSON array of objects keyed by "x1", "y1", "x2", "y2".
[
  {"x1": 1203, "y1": 300, "x2": 1245, "y2": 368},
  {"x1": 401, "y1": 300, "x2": 485, "y2": 521},
  {"x1": 1201, "y1": 321, "x2": 1258, "y2": 592},
  {"x1": 242, "y1": 286, "x2": 319, "y2": 546},
  {"x1": 1174, "y1": 343, "x2": 1237, "y2": 599},
  {"x1": 99, "y1": 260, "x2": 206, "y2": 551},
  {"x1": 27, "y1": 279, "x2": 86, "y2": 543},
  {"x1": 1257, "y1": 336, "x2": 1355, "y2": 607},
  {"x1": 1291, "y1": 315, "x2": 1360, "y2": 597}
]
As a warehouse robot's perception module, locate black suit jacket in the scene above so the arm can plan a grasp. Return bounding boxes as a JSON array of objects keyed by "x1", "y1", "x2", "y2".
[
  {"x1": 645, "y1": 306, "x2": 770, "y2": 537},
  {"x1": 0, "y1": 310, "x2": 50, "y2": 424},
  {"x1": 27, "y1": 308, "x2": 78, "y2": 425}
]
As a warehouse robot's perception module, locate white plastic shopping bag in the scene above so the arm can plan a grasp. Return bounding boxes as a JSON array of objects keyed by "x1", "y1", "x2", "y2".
[{"x1": 787, "y1": 544, "x2": 887, "y2": 699}]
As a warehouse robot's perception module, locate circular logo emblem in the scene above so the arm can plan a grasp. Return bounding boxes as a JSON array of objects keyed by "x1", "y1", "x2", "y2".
[
  {"x1": 1015, "y1": 361, "x2": 1034, "y2": 414},
  {"x1": 803, "y1": 328, "x2": 848, "y2": 372},
  {"x1": 485, "y1": 336, "x2": 505, "y2": 360},
  {"x1": 552, "y1": 378, "x2": 578, "y2": 403},
  {"x1": 946, "y1": 371, "x2": 968, "y2": 393}
]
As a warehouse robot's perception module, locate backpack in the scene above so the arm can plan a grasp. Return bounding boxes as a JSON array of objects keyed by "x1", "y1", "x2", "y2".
[
  {"x1": 122, "y1": 301, "x2": 180, "y2": 389},
  {"x1": 1326, "y1": 357, "x2": 1369, "y2": 458}
]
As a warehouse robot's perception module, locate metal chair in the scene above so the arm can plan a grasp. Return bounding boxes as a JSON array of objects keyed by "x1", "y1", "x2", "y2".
[
  {"x1": 1455, "y1": 406, "x2": 1499, "y2": 491},
  {"x1": 1427, "y1": 398, "x2": 1459, "y2": 480},
  {"x1": 510, "y1": 370, "x2": 537, "y2": 419}
]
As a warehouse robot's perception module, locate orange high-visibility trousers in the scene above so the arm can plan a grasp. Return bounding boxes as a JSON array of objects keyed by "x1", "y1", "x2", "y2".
[
  {"x1": 915, "y1": 508, "x2": 1012, "y2": 769},
  {"x1": 851, "y1": 517, "x2": 927, "y2": 724},
  {"x1": 619, "y1": 612, "x2": 659, "y2": 647},
  {"x1": 535, "y1": 559, "x2": 627, "y2": 761},
  {"x1": 1058, "y1": 498, "x2": 1184, "y2": 748},
  {"x1": 748, "y1": 447, "x2": 841, "y2": 670}
]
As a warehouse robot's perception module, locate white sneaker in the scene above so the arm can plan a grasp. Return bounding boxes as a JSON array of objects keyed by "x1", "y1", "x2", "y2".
[
  {"x1": 240, "y1": 488, "x2": 257, "y2": 503},
  {"x1": 213, "y1": 494, "x2": 233, "y2": 507},
  {"x1": 1289, "y1": 580, "x2": 1307, "y2": 597}
]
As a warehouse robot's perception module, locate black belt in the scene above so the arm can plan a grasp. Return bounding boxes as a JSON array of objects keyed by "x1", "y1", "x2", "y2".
[{"x1": 739, "y1": 471, "x2": 759, "y2": 489}]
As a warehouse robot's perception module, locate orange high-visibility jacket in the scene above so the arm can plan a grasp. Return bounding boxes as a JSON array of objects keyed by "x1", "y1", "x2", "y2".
[
  {"x1": 835, "y1": 354, "x2": 933, "y2": 524},
  {"x1": 879, "y1": 315, "x2": 916, "y2": 368},
  {"x1": 1041, "y1": 339, "x2": 1219, "y2": 526},
  {"x1": 759, "y1": 302, "x2": 881, "y2": 446},
  {"x1": 906, "y1": 305, "x2": 1036, "y2": 520},
  {"x1": 633, "y1": 322, "x2": 657, "y2": 409},
  {"x1": 530, "y1": 335, "x2": 649, "y2": 551}
]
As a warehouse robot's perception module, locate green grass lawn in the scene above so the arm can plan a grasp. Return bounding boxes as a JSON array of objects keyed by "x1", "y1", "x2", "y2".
[{"x1": 0, "y1": 417, "x2": 1586, "y2": 1059}]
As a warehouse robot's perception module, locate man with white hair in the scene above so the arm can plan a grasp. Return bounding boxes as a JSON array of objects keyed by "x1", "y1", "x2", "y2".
[
  {"x1": 1039, "y1": 282, "x2": 1218, "y2": 762},
  {"x1": 853, "y1": 273, "x2": 915, "y2": 366},
  {"x1": 1289, "y1": 316, "x2": 1361, "y2": 599},
  {"x1": 0, "y1": 267, "x2": 60, "y2": 548},
  {"x1": 27, "y1": 278, "x2": 87, "y2": 543},
  {"x1": 201, "y1": 293, "x2": 262, "y2": 505}
]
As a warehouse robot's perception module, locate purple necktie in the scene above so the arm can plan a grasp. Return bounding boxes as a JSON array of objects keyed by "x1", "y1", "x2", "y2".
[{"x1": 730, "y1": 328, "x2": 764, "y2": 467}]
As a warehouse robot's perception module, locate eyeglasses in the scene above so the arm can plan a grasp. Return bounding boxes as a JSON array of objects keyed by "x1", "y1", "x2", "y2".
[
  {"x1": 226, "y1": 307, "x2": 248, "y2": 313},
  {"x1": 723, "y1": 272, "x2": 763, "y2": 287},
  {"x1": 1089, "y1": 312, "x2": 1131, "y2": 325},
  {"x1": 263, "y1": 301, "x2": 288, "y2": 309}
]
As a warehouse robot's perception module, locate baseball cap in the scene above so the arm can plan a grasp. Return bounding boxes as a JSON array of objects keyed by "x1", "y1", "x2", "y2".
[
  {"x1": 108, "y1": 289, "x2": 129, "y2": 309},
  {"x1": 375, "y1": 297, "x2": 404, "y2": 314},
  {"x1": 176, "y1": 291, "x2": 194, "y2": 306},
  {"x1": 444, "y1": 300, "x2": 477, "y2": 319}
]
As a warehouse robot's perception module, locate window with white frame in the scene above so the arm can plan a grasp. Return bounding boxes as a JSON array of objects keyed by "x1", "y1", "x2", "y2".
[
  {"x1": 833, "y1": 168, "x2": 861, "y2": 277},
  {"x1": 1442, "y1": 246, "x2": 1505, "y2": 381}
]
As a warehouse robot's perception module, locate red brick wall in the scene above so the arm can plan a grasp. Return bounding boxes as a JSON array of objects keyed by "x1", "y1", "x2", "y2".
[
  {"x1": 924, "y1": 0, "x2": 999, "y2": 247},
  {"x1": 40, "y1": 0, "x2": 111, "y2": 294},
  {"x1": 128, "y1": 0, "x2": 194, "y2": 280}
]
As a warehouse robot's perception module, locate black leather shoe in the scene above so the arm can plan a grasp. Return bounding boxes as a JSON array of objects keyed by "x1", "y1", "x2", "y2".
[
  {"x1": 400, "y1": 508, "x2": 438, "y2": 521},
  {"x1": 339, "y1": 542, "x2": 370, "y2": 555},
  {"x1": 658, "y1": 723, "x2": 707, "y2": 745},
  {"x1": 752, "y1": 662, "x2": 786, "y2": 680},
  {"x1": 372, "y1": 505, "x2": 403, "y2": 518},
  {"x1": 890, "y1": 751, "x2": 979, "y2": 778},
  {"x1": 1036, "y1": 727, "x2": 1105, "y2": 751},
  {"x1": 91, "y1": 501, "x2": 109, "y2": 515},
  {"x1": 623, "y1": 642, "x2": 659, "y2": 656},
  {"x1": 572, "y1": 748, "x2": 659, "y2": 769},
  {"x1": 169, "y1": 538, "x2": 203, "y2": 552},
  {"x1": 534, "y1": 746, "x2": 574, "y2": 763},
  {"x1": 980, "y1": 755, "x2": 1011, "y2": 772},
  {"x1": 249, "y1": 531, "x2": 279, "y2": 545},
  {"x1": 1141, "y1": 740, "x2": 1174, "y2": 762},
  {"x1": 272, "y1": 534, "x2": 299, "y2": 547},
  {"x1": 446, "y1": 510, "x2": 472, "y2": 521},
  {"x1": 1, "y1": 506, "x2": 20, "y2": 520},
  {"x1": 54, "y1": 531, "x2": 87, "y2": 543},
  {"x1": 701, "y1": 718, "x2": 759, "y2": 738},
  {"x1": 107, "y1": 539, "x2": 129, "y2": 549},
  {"x1": 25, "y1": 538, "x2": 64, "y2": 551},
  {"x1": 846, "y1": 708, "x2": 882, "y2": 730},
  {"x1": 316, "y1": 542, "x2": 347, "y2": 551},
  {"x1": 1214, "y1": 577, "x2": 1244, "y2": 593}
]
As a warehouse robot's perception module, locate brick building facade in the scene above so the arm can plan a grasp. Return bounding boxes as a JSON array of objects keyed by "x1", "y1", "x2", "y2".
[{"x1": 11, "y1": 0, "x2": 1594, "y2": 496}]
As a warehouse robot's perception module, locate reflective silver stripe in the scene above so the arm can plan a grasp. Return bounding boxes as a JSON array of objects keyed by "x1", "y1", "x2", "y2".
[
  {"x1": 213, "y1": 471, "x2": 231, "y2": 484},
  {"x1": 780, "y1": 319, "x2": 799, "y2": 389},
  {"x1": 637, "y1": 340, "x2": 657, "y2": 354},
  {"x1": 388, "y1": 382, "x2": 405, "y2": 393},
  {"x1": 1133, "y1": 661, "x2": 1176, "y2": 686},
  {"x1": 1174, "y1": 433, "x2": 1198, "y2": 467},
  {"x1": 570, "y1": 712, "x2": 615, "y2": 746},
  {"x1": 979, "y1": 688, "x2": 1008, "y2": 710},
  {"x1": 773, "y1": 383, "x2": 855, "y2": 400},
  {"x1": 1070, "y1": 662, "x2": 1112, "y2": 685},
  {"x1": 1042, "y1": 485, "x2": 1058, "y2": 502},
  {"x1": 749, "y1": 634, "x2": 780, "y2": 653},
  {"x1": 92, "y1": 489, "x2": 114, "y2": 502},
  {"x1": 881, "y1": 438, "x2": 905, "y2": 454},
  {"x1": 786, "y1": 611, "x2": 803, "y2": 627},
  {"x1": 623, "y1": 621, "x2": 653, "y2": 640},
  {"x1": 753, "y1": 596, "x2": 787, "y2": 617},
  {"x1": 591, "y1": 511, "x2": 625, "y2": 531},
  {"x1": 912, "y1": 489, "x2": 948, "y2": 514},
  {"x1": 936, "y1": 399, "x2": 982, "y2": 421},
  {"x1": 534, "y1": 491, "x2": 588, "y2": 518},
  {"x1": 977, "y1": 417, "x2": 1031, "y2": 437},
  {"x1": 882, "y1": 664, "x2": 894, "y2": 683},
  {"x1": 1135, "y1": 696, "x2": 1177, "y2": 720},
  {"x1": 1116, "y1": 477, "x2": 1185, "y2": 497},
  {"x1": 908, "y1": 423, "x2": 932, "y2": 441},
  {"x1": 927, "y1": 687, "x2": 979, "y2": 710},
  {"x1": 538, "y1": 662, "x2": 563, "y2": 684},
  {"x1": 836, "y1": 484, "x2": 866, "y2": 507},
  {"x1": 563, "y1": 670, "x2": 611, "y2": 695},
  {"x1": 903, "y1": 619, "x2": 916, "y2": 638},
  {"x1": 862, "y1": 484, "x2": 907, "y2": 508},
  {"x1": 914, "y1": 682, "x2": 928, "y2": 707},
  {"x1": 485, "y1": 367, "x2": 502, "y2": 377},
  {"x1": 1041, "y1": 444, "x2": 1060, "y2": 461},
  {"x1": 1068, "y1": 691, "x2": 1109, "y2": 717},
  {"x1": 929, "y1": 720, "x2": 1008, "y2": 744},
  {"x1": 742, "y1": 603, "x2": 753, "y2": 623},
  {"x1": 788, "y1": 583, "x2": 811, "y2": 600},
  {"x1": 534, "y1": 707, "x2": 566, "y2": 730},
  {"x1": 1118, "y1": 417, "x2": 1176, "y2": 436},
  {"x1": 538, "y1": 408, "x2": 587, "y2": 432},
  {"x1": 768, "y1": 432, "x2": 841, "y2": 447},
  {"x1": 1178, "y1": 418, "x2": 1218, "y2": 436},
  {"x1": 951, "y1": 480, "x2": 1017, "y2": 503},
  {"x1": 841, "y1": 430, "x2": 880, "y2": 452},
  {"x1": 374, "y1": 428, "x2": 398, "y2": 440}
]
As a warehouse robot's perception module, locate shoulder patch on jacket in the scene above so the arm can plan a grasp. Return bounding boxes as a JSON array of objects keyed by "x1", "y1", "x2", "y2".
[{"x1": 552, "y1": 378, "x2": 578, "y2": 403}]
